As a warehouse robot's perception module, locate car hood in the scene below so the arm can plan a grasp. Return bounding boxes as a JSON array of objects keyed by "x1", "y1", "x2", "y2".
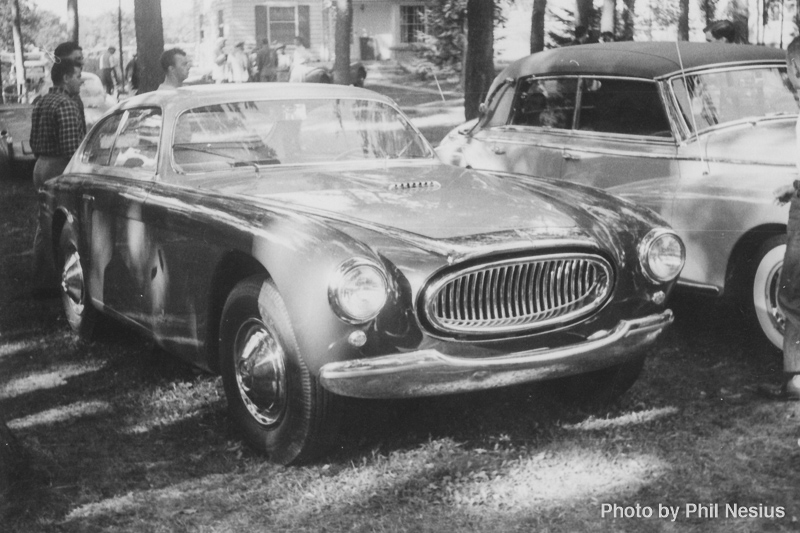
[
  {"x1": 195, "y1": 162, "x2": 657, "y2": 255},
  {"x1": 703, "y1": 117, "x2": 796, "y2": 167}
]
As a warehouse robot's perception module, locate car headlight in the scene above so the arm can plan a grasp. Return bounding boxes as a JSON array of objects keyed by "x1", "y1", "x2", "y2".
[
  {"x1": 638, "y1": 229, "x2": 685, "y2": 284},
  {"x1": 328, "y1": 258, "x2": 388, "y2": 323}
]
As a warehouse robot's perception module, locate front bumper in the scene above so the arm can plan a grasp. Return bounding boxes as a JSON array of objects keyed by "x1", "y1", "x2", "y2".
[{"x1": 319, "y1": 310, "x2": 672, "y2": 399}]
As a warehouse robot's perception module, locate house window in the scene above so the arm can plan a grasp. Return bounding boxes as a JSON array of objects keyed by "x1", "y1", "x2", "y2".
[
  {"x1": 400, "y1": 5, "x2": 426, "y2": 44},
  {"x1": 217, "y1": 10, "x2": 224, "y2": 38},
  {"x1": 267, "y1": 6, "x2": 310, "y2": 47}
]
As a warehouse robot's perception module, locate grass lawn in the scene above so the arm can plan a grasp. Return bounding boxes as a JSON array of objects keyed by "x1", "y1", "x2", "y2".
[{"x1": 1, "y1": 156, "x2": 799, "y2": 532}]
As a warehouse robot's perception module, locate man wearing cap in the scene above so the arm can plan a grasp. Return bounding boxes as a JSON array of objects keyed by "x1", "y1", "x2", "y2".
[{"x1": 99, "y1": 46, "x2": 118, "y2": 94}]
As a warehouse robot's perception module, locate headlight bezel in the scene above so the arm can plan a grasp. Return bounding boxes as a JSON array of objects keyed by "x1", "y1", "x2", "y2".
[
  {"x1": 328, "y1": 257, "x2": 389, "y2": 324},
  {"x1": 638, "y1": 228, "x2": 686, "y2": 284}
]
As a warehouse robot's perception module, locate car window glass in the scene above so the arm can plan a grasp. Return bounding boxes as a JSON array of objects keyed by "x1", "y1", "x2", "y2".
[
  {"x1": 510, "y1": 77, "x2": 578, "y2": 129},
  {"x1": 671, "y1": 67, "x2": 798, "y2": 133},
  {"x1": 81, "y1": 113, "x2": 123, "y2": 166},
  {"x1": 480, "y1": 82, "x2": 515, "y2": 128},
  {"x1": 577, "y1": 78, "x2": 672, "y2": 137},
  {"x1": 109, "y1": 108, "x2": 161, "y2": 171},
  {"x1": 172, "y1": 98, "x2": 433, "y2": 173}
]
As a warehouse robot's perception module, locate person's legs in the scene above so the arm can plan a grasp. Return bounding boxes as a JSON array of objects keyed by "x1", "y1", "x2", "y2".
[
  {"x1": 31, "y1": 156, "x2": 70, "y2": 294},
  {"x1": 778, "y1": 193, "x2": 800, "y2": 398}
]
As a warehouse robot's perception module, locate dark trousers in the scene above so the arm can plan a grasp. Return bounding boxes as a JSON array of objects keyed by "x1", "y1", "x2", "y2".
[
  {"x1": 100, "y1": 68, "x2": 115, "y2": 94},
  {"x1": 32, "y1": 156, "x2": 70, "y2": 290},
  {"x1": 778, "y1": 193, "x2": 800, "y2": 373}
]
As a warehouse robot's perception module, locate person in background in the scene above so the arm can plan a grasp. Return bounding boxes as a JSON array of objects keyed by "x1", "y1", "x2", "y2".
[
  {"x1": 157, "y1": 48, "x2": 190, "y2": 90},
  {"x1": 704, "y1": 20, "x2": 746, "y2": 43},
  {"x1": 28, "y1": 59, "x2": 85, "y2": 294},
  {"x1": 571, "y1": 25, "x2": 594, "y2": 45},
  {"x1": 227, "y1": 42, "x2": 251, "y2": 83},
  {"x1": 125, "y1": 54, "x2": 139, "y2": 94},
  {"x1": 98, "y1": 46, "x2": 119, "y2": 94},
  {"x1": 255, "y1": 38, "x2": 277, "y2": 82},
  {"x1": 35, "y1": 41, "x2": 83, "y2": 100},
  {"x1": 289, "y1": 36, "x2": 311, "y2": 82},
  {"x1": 212, "y1": 38, "x2": 228, "y2": 83},
  {"x1": 770, "y1": 36, "x2": 800, "y2": 401},
  {"x1": 600, "y1": 31, "x2": 615, "y2": 43}
]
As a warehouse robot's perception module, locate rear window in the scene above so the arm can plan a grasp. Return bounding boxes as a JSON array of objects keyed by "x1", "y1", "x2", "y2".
[{"x1": 577, "y1": 78, "x2": 672, "y2": 137}]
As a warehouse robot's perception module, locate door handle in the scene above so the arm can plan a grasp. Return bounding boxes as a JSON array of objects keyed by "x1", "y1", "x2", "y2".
[
  {"x1": 562, "y1": 151, "x2": 582, "y2": 161},
  {"x1": 490, "y1": 145, "x2": 506, "y2": 155}
]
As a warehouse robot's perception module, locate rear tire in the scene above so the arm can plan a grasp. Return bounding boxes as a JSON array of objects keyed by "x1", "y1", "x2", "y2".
[
  {"x1": 58, "y1": 224, "x2": 98, "y2": 341},
  {"x1": 219, "y1": 275, "x2": 340, "y2": 465},
  {"x1": 749, "y1": 235, "x2": 786, "y2": 350}
]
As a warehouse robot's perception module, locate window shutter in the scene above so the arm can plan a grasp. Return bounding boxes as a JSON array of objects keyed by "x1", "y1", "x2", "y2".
[
  {"x1": 298, "y1": 5, "x2": 310, "y2": 46},
  {"x1": 255, "y1": 5, "x2": 268, "y2": 43}
]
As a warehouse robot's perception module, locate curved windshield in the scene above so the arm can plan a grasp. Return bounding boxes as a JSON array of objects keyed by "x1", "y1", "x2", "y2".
[
  {"x1": 172, "y1": 98, "x2": 434, "y2": 173},
  {"x1": 671, "y1": 66, "x2": 798, "y2": 134}
]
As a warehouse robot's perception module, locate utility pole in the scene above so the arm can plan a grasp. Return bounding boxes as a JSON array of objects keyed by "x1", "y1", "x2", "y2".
[{"x1": 11, "y1": 0, "x2": 26, "y2": 103}]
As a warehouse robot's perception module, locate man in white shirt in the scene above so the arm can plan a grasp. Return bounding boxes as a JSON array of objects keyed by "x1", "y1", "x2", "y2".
[
  {"x1": 98, "y1": 46, "x2": 118, "y2": 94},
  {"x1": 157, "y1": 48, "x2": 190, "y2": 90},
  {"x1": 772, "y1": 36, "x2": 800, "y2": 400}
]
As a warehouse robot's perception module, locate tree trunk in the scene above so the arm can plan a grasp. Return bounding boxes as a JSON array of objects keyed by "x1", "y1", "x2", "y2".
[
  {"x1": 133, "y1": 0, "x2": 165, "y2": 93},
  {"x1": 621, "y1": 0, "x2": 635, "y2": 40},
  {"x1": 600, "y1": 0, "x2": 616, "y2": 34},
  {"x1": 464, "y1": 0, "x2": 494, "y2": 121},
  {"x1": 67, "y1": 0, "x2": 79, "y2": 43},
  {"x1": 575, "y1": 0, "x2": 593, "y2": 29},
  {"x1": 701, "y1": 0, "x2": 716, "y2": 26},
  {"x1": 530, "y1": 0, "x2": 546, "y2": 53},
  {"x1": 333, "y1": 0, "x2": 352, "y2": 85},
  {"x1": 11, "y1": 0, "x2": 26, "y2": 103},
  {"x1": 678, "y1": 0, "x2": 690, "y2": 40}
]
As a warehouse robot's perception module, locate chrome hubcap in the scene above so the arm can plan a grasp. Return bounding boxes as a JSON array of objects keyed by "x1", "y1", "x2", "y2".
[
  {"x1": 233, "y1": 319, "x2": 287, "y2": 427},
  {"x1": 765, "y1": 262, "x2": 786, "y2": 335},
  {"x1": 61, "y1": 250, "x2": 85, "y2": 316}
]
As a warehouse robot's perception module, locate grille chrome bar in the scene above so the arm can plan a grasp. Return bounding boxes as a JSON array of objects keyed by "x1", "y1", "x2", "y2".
[{"x1": 425, "y1": 254, "x2": 613, "y2": 335}]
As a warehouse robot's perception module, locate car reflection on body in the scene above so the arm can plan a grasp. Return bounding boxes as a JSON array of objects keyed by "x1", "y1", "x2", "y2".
[
  {"x1": 0, "y1": 71, "x2": 114, "y2": 179},
  {"x1": 38, "y1": 83, "x2": 684, "y2": 464},
  {"x1": 437, "y1": 42, "x2": 799, "y2": 349}
]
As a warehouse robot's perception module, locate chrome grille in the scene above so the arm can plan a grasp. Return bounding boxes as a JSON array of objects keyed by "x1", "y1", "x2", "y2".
[{"x1": 424, "y1": 254, "x2": 613, "y2": 334}]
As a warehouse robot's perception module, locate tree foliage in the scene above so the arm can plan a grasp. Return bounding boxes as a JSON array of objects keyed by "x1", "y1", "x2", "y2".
[
  {"x1": 0, "y1": 0, "x2": 66, "y2": 52},
  {"x1": 416, "y1": 0, "x2": 506, "y2": 73}
]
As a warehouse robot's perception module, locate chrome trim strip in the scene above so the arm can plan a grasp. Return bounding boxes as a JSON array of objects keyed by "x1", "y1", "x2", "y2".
[
  {"x1": 319, "y1": 310, "x2": 673, "y2": 399},
  {"x1": 676, "y1": 280, "x2": 721, "y2": 295}
]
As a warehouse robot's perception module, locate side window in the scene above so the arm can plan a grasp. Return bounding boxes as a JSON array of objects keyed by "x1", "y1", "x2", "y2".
[
  {"x1": 109, "y1": 108, "x2": 162, "y2": 170},
  {"x1": 480, "y1": 82, "x2": 515, "y2": 128},
  {"x1": 577, "y1": 78, "x2": 672, "y2": 137},
  {"x1": 510, "y1": 77, "x2": 578, "y2": 129},
  {"x1": 81, "y1": 113, "x2": 123, "y2": 166}
]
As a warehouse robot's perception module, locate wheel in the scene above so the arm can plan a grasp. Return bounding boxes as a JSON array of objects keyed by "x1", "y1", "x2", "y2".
[
  {"x1": 554, "y1": 355, "x2": 645, "y2": 407},
  {"x1": 750, "y1": 235, "x2": 786, "y2": 350},
  {"x1": 58, "y1": 224, "x2": 98, "y2": 340},
  {"x1": 219, "y1": 275, "x2": 340, "y2": 465}
]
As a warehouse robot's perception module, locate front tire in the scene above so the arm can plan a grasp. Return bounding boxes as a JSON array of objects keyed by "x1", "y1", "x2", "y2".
[
  {"x1": 219, "y1": 275, "x2": 340, "y2": 465},
  {"x1": 58, "y1": 224, "x2": 98, "y2": 340},
  {"x1": 750, "y1": 235, "x2": 786, "y2": 350}
]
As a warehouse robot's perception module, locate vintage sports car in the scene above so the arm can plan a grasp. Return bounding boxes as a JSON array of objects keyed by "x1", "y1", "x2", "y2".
[
  {"x1": 437, "y1": 42, "x2": 797, "y2": 349},
  {"x1": 38, "y1": 84, "x2": 684, "y2": 464}
]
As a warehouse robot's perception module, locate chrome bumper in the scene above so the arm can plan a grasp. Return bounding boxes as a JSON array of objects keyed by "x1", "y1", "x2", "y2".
[{"x1": 319, "y1": 310, "x2": 672, "y2": 399}]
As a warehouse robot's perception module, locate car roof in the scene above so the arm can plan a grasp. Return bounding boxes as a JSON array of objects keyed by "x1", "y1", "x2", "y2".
[
  {"x1": 498, "y1": 41, "x2": 787, "y2": 81},
  {"x1": 117, "y1": 82, "x2": 394, "y2": 113}
]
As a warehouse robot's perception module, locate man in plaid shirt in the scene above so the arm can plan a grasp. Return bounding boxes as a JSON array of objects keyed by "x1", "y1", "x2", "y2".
[{"x1": 29, "y1": 58, "x2": 86, "y2": 293}]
